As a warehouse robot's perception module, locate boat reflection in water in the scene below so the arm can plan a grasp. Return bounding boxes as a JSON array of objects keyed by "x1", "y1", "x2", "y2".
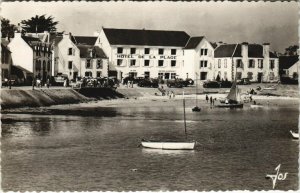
[{"x1": 142, "y1": 148, "x2": 195, "y2": 155}]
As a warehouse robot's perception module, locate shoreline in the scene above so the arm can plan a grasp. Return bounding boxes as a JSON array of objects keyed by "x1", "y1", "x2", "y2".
[
  {"x1": 1, "y1": 84, "x2": 299, "y2": 111},
  {"x1": 2, "y1": 93, "x2": 299, "y2": 115}
]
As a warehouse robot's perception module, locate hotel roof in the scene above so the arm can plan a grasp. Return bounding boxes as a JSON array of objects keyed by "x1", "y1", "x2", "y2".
[
  {"x1": 103, "y1": 28, "x2": 190, "y2": 47},
  {"x1": 214, "y1": 43, "x2": 277, "y2": 58},
  {"x1": 184, "y1": 36, "x2": 204, "y2": 49}
]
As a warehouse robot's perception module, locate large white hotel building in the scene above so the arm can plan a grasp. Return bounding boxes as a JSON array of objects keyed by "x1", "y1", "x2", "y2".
[{"x1": 95, "y1": 28, "x2": 215, "y2": 81}]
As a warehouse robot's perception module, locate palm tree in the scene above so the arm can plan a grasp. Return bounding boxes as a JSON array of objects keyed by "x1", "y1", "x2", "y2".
[
  {"x1": 21, "y1": 15, "x2": 58, "y2": 33},
  {"x1": 1, "y1": 18, "x2": 17, "y2": 38}
]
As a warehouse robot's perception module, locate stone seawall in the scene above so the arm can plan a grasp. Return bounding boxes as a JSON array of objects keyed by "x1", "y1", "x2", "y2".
[{"x1": 1, "y1": 89, "x2": 90, "y2": 109}]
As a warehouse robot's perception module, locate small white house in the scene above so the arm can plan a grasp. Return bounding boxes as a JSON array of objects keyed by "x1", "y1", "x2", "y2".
[
  {"x1": 183, "y1": 36, "x2": 215, "y2": 80},
  {"x1": 8, "y1": 32, "x2": 53, "y2": 81},
  {"x1": 56, "y1": 33, "x2": 108, "y2": 80}
]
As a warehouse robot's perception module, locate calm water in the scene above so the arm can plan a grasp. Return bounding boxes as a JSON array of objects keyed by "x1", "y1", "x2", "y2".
[{"x1": 1, "y1": 101, "x2": 299, "y2": 191}]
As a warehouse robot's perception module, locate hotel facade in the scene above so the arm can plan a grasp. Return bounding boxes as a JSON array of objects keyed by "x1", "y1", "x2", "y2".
[{"x1": 95, "y1": 28, "x2": 214, "y2": 81}]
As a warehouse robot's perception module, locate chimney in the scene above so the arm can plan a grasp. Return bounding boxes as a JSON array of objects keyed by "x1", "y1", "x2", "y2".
[
  {"x1": 241, "y1": 42, "x2": 248, "y2": 58},
  {"x1": 44, "y1": 31, "x2": 50, "y2": 43},
  {"x1": 263, "y1": 43, "x2": 270, "y2": 58},
  {"x1": 93, "y1": 31, "x2": 100, "y2": 37},
  {"x1": 14, "y1": 31, "x2": 22, "y2": 38},
  {"x1": 63, "y1": 32, "x2": 70, "y2": 40}
]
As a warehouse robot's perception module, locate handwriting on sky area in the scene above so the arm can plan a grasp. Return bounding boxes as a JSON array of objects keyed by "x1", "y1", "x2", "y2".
[{"x1": 266, "y1": 164, "x2": 288, "y2": 189}]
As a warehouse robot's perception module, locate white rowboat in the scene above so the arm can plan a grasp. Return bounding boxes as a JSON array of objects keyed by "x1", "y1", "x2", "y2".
[
  {"x1": 140, "y1": 91, "x2": 195, "y2": 150},
  {"x1": 141, "y1": 141, "x2": 196, "y2": 150},
  {"x1": 250, "y1": 105, "x2": 264, "y2": 108},
  {"x1": 290, "y1": 130, "x2": 299, "y2": 139}
]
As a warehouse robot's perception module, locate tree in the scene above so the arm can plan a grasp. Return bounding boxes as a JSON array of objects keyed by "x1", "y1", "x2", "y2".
[
  {"x1": 284, "y1": 45, "x2": 299, "y2": 56},
  {"x1": 21, "y1": 15, "x2": 58, "y2": 33},
  {"x1": 1, "y1": 18, "x2": 17, "y2": 38}
]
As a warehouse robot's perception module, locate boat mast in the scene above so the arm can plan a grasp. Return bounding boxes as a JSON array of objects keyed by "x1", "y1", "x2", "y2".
[
  {"x1": 183, "y1": 91, "x2": 187, "y2": 140},
  {"x1": 196, "y1": 73, "x2": 198, "y2": 107}
]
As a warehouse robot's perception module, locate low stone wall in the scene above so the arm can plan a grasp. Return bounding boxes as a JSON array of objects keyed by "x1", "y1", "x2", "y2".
[
  {"x1": 1, "y1": 89, "x2": 89, "y2": 109},
  {"x1": 1, "y1": 87, "x2": 129, "y2": 109}
]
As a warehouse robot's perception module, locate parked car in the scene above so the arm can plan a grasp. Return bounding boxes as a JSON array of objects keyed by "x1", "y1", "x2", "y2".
[
  {"x1": 52, "y1": 74, "x2": 68, "y2": 86},
  {"x1": 219, "y1": 80, "x2": 233, "y2": 88},
  {"x1": 138, "y1": 78, "x2": 159, "y2": 88},
  {"x1": 166, "y1": 79, "x2": 184, "y2": 88},
  {"x1": 237, "y1": 78, "x2": 251, "y2": 85},
  {"x1": 203, "y1": 81, "x2": 220, "y2": 88},
  {"x1": 182, "y1": 78, "x2": 195, "y2": 86}
]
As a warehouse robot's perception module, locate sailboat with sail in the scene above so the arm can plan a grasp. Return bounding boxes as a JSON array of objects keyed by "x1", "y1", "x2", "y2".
[
  {"x1": 141, "y1": 92, "x2": 196, "y2": 150},
  {"x1": 216, "y1": 80, "x2": 243, "y2": 108}
]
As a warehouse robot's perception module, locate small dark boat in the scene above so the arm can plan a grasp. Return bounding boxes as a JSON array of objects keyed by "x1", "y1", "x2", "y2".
[{"x1": 192, "y1": 106, "x2": 201, "y2": 112}]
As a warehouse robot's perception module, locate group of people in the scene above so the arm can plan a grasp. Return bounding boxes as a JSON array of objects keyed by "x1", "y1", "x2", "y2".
[
  {"x1": 32, "y1": 76, "x2": 51, "y2": 89},
  {"x1": 206, "y1": 94, "x2": 216, "y2": 106}
]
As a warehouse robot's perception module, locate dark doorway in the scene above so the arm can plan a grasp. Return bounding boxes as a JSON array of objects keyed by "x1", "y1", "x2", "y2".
[
  {"x1": 257, "y1": 72, "x2": 263, "y2": 83},
  {"x1": 200, "y1": 72, "x2": 207, "y2": 80}
]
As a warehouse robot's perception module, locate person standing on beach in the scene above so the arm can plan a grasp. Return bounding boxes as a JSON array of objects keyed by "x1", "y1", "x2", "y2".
[
  {"x1": 210, "y1": 96, "x2": 213, "y2": 106},
  {"x1": 206, "y1": 95, "x2": 209, "y2": 103}
]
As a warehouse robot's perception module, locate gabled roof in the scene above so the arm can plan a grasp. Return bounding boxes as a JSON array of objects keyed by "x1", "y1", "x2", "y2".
[
  {"x1": 74, "y1": 36, "x2": 97, "y2": 46},
  {"x1": 215, "y1": 44, "x2": 238, "y2": 58},
  {"x1": 22, "y1": 36, "x2": 41, "y2": 46},
  {"x1": 102, "y1": 28, "x2": 190, "y2": 47},
  {"x1": 279, "y1": 55, "x2": 299, "y2": 70},
  {"x1": 184, "y1": 36, "x2": 204, "y2": 49},
  {"x1": 215, "y1": 43, "x2": 277, "y2": 58},
  {"x1": 77, "y1": 45, "x2": 107, "y2": 58}
]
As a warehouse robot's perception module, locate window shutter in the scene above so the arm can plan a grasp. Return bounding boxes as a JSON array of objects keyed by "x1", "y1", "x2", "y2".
[{"x1": 73, "y1": 48, "x2": 75, "y2": 56}]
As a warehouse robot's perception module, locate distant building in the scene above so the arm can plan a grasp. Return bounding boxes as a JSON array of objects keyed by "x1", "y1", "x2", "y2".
[
  {"x1": 279, "y1": 55, "x2": 299, "y2": 79},
  {"x1": 8, "y1": 31, "x2": 53, "y2": 81},
  {"x1": 56, "y1": 33, "x2": 108, "y2": 80},
  {"x1": 95, "y1": 28, "x2": 213, "y2": 81},
  {"x1": 214, "y1": 43, "x2": 279, "y2": 82},
  {"x1": 1, "y1": 41, "x2": 12, "y2": 81}
]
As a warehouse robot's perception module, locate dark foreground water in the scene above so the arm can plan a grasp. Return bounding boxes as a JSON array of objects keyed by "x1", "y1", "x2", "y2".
[{"x1": 1, "y1": 102, "x2": 299, "y2": 191}]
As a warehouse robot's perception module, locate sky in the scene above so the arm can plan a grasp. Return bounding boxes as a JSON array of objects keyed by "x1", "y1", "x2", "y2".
[{"x1": 1, "y1": 1, "x2": 298, "y2": 53}]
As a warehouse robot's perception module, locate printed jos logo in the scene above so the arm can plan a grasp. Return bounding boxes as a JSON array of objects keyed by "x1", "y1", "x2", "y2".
[{"x1": 266, "y1": 164, "x2": 288, "y2": 189}]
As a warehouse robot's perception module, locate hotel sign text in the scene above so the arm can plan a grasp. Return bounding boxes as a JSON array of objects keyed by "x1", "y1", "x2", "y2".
[{"x1": 116, "y1": 54, "x2": 178, "y2": 60}]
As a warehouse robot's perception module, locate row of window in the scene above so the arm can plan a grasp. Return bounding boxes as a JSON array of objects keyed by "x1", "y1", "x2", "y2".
[
  {"x1": 68, "y1": 59, "x2": 103, "y2": 70},
  {"x1": 35, "y1": 60, "x2": 51, "y2": 72},
  {"x1": 216, "y1": 59, "x2": 275, "y2": 69},
  {"x1": 117, "y1": 47, "x2": 178, "y2": 55},
  {"x1": 117, "y1": 59, "x2": 178, "y2": 67},
  {"x1": 84, "y1": 71, "x2": 103, "y2": 78},
  {"x1": 86, "y1": 59, "x2": 103, "y2": 69},
  {"x1": 35, "y1": 45, "x2": 52, "y2": 57},
  {"x1": 158, "y1": 72, "x2": 177, "y2": 80},
  {"x1": 215, "y1": 71, "x2": 275, "y2": 81}
]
